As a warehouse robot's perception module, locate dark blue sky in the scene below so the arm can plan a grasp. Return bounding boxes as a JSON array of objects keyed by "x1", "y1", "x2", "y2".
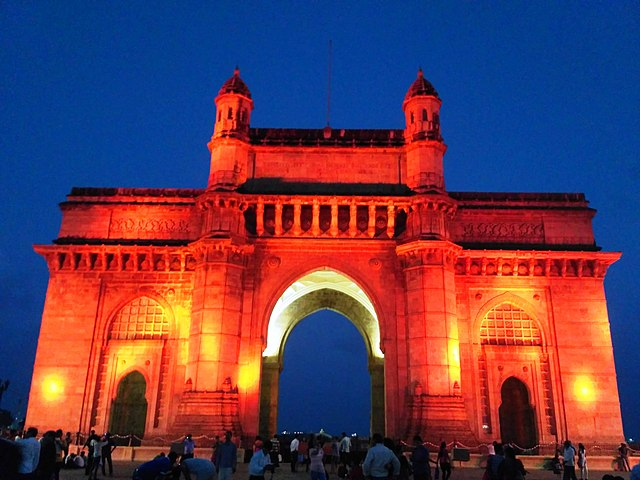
[{"x1": 1, "y1": 3, "x2": 638, "y2": 439}]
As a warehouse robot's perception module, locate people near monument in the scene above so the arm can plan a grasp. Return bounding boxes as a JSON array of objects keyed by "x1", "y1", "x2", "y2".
[
  {"x1": 395, "y1": 443, "x2": 412, "y2": 480},
  {"x1": 487, "y1": 442, "x2": 505, "y2": 480},
  {"x1": 181, "y1": 457, "x2": 216, "y2": 480},
  {"x1": 215, "y1": 431, "x2": 238, "y2": 480},
  {"x1": 38, "y1": 430, "x2": 58, "y2": 480},
  {"x1": 183, "y1": 434, "x2": 196, "y2": 460},
  {"x1": 323, "y1": 439, "x2": 334, "y2": 472},
  {"x1": 16, "y1": 427, "x2": 41, "y2": 479},
  {"x1": 290, "y1": 435, "x2": 300, "y2": 472},
  {"x1": 269, "y1": 434, "x2": 280, "y2": 467},
  {"x1": 63, "y1": 431, "x2": 73, "y2": 458},
  {"x1": 618, "y1": 443, "x2": 630, "y2": 472},
  {"x1": 53, "y1": 429, "x2": 65, "y2": 480},
  {"x1": 309, "y1": 438, "x2": 326, "y2": 480},
  {"x1": 497, "y1": 446, "x2": 527, "y2": 480},
  {"x1": 249, "y1": 441, "x2": 273, "y2": 480},
  {"x1": 562, "y1": 440, "x2": 578, "y2": 480},
  {"x1": 211, "y1": 435, "x2": 221, "y2": 465},
  {"x1": 437, "y1": 442, "x2": 451, "y2": 480},
  {"x1": 254, "y1": 436, "x2": 264, "y2": 453},
  {"x1": 132, "y1": 451, "x2": 179, "y2": 480},
  {"x1": 89, "y1": 434, "x2": 109, "y2": 480},
  {"x1": 411, "y1": 435, "x2": 433, "y2": 480},
  {"x1": 551, "y1": 450, "x2": 563, "y2": 476},
  {"x1": 101, "y1": 432, "x2": 116, "y2": 476},
  {"x1": 0, "y1": 435, "x2": 21, "y2": 480},
  {"x1": 362, "y1": 433, "x2": 400, "y2": 480},
  {"x1": 84, "y1": 429, "x2": 100, "y2": 475},
  {"x1": 339, "y1": 433, "x2": 351, "y2": 466},
  {"x1": 577, "y1": 443, "x2": 588, "y2": 480},
  {"x1": 298, "y1": 437, "x2": 310, "y2": 472},
  {"x1": 330, "y1": 437, "x2": 340, "y2": 473}
]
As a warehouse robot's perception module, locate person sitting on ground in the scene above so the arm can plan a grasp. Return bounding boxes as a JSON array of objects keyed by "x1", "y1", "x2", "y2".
[
  {"x1": 75, "y1": 451, "x2": 87, "y2": 469},
  {"x1": 181, "y1": 457, "x2": 216, "y2": 480}
]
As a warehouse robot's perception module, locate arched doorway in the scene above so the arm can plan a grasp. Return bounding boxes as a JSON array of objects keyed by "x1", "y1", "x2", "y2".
[
  {"x1": 109, "y1": 371, "x2": 148, "y2": 442},
  {"x1": 259, "y1": 270, "x2": 384, "y2": 437},
  {"x1": 278, "y1": 310, "x2": 371, "y2": 434},
  {"x1": 499, "y1": 377, "x2": 537, "y2": 448}
]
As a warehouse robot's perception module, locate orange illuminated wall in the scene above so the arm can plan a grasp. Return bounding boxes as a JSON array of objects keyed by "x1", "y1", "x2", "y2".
[{"x1": 26, "y1": 69, "x2": 624, "y2": 447}]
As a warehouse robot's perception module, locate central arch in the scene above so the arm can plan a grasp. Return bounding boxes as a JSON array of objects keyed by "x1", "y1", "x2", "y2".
[{"x1": 259, "y1": 270, "x2": 385, "y2": 437}]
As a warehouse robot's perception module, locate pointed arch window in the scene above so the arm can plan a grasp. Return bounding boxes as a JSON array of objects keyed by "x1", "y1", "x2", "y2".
[
  {"x1": 422, "y1": 109, "x2": 428, "y2": 121},
  {"x1": 480, "y1": 303, "x2": 541, "y2": 346},
  {"x1": 110, "y1": 296, "x2": 168, "y2": 340}
]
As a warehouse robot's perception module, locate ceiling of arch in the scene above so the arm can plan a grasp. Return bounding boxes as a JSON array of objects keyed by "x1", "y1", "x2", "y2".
[{"x1": 263, "y1": 270, "x2": 383, "y2": 359}]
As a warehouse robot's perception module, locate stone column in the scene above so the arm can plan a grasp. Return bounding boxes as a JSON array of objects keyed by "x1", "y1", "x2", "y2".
[
  {"x1": 330, "y1": 199, "x2": 339, "y2": 237},
  {"x1": 396, "y1": 241, "x2": 462, "y2": 396},
  {"x1": 293, "y1": 201, "x2": 302, "y2": 236},
  {"x1": 274, "y1": 202, "x2": 283, "y2": 236},
  {"x1": 367, "y1": 204, "x2": 376, "y2": 237},
  {"x1": 386, "y1": 203, "x2": 396, "y2": 238},
  {"x1": 256, "y1": 199, "x2": 264, "y2": 236},
  {"x1": 187, "y1": 240, "x2": 249, "y2": 391},
  {"x1": 311, "y1": 199, "x2": 320, "y2": 236},
  {"x1": 349, "y1": 202, "x2": 357, "y2": 237}
]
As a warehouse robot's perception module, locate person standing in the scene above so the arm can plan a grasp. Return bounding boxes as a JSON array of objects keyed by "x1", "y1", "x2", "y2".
[
  {"x1": 101, "y1": 432, "x2": 116, "y2": 476},
  {"x1": 16, "y1": 427, "x2": 41, "y2": 480},
  {"x1": 411, "y1": 435, "x2": 433, "y2": 480},
  {"x1": 339, "y1": 433, "x2": 351, "y2": 467},
  {"x1": 362, "y1": 433, "x2": 400, "y2": 480},
  {"x1": 215, "y1": 431, "x2": 238, "y2": 480},
  {"x1": 270, "y1": 434, "x2": 281, "y2": 467},
  {"x1": 89, "y1": 434, "x2": 108, "y2": 480},
  {"x1": 83, "y1": 430, "x2": 99, "y2": 476},
  {"x1": 497, "y1": 446, "x2": 526, "y2": 480},
  {"x1": 618, "y1": 443, "x2": 630, "y2": 472},
  {"x1": 290, "y1": 435, "x2": 300, "y2": 472},
  {"x1": 437, "y1": 442, "x2": 451, "y2": 480},
  {"x1": 562, "y1": 440, "x2": 578, "y2": 480},
  {"x1": 183, "y1": 434, "x2": 196, "y2": 460},
  {"x1": 577, "y1": 443, "x2": 587, "y2": 480},
  {"x1": 249, "y1": 442, "x2": 272, "y2": 480},
  {"x1": 309, "y1": 438, "x2": 326, "y2": 480}
]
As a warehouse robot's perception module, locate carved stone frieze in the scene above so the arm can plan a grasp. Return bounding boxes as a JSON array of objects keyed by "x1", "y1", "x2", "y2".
[
  {"x1": 110, "y1": 217, "x2": 191, "y2": 235},
  {"x1": 459, "y1": 222, "x2": 544, "y2": 242},
  {"x1": 454, "y1": 252, "x2": 619, "y2": 278}
]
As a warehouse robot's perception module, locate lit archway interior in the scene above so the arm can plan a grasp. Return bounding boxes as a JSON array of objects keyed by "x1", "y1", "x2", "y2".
[{"x1": 259, "y1": 270, "x2": 385, "y2": 437}]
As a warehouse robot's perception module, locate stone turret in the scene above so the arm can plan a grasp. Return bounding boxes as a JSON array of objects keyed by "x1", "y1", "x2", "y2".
[
  {"x1": 207, "y1": 68, "x2": 254, "y2": 190},
  {"x1": 403, "y1": 68, "x2": 447, "y2": 193}
]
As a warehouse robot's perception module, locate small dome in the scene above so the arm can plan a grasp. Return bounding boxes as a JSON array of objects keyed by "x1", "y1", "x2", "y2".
[
  {"x1": 404, "y1": 68, "x2": 439, "y2": 101},
  {"x1": 218, "y1": 67, "x2": 252, "y2": 99}
]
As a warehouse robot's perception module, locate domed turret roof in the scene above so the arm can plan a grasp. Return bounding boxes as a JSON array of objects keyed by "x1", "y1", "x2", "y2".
[
  {"x1": 218, "y1": 67, "x2": 252, "y2": 99},
  {"x1": 404, "y1": 68, "x2": 439, "y2": 101}
]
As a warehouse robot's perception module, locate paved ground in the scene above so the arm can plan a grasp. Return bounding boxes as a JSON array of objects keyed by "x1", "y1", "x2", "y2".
[{"x1": 59, "y1": 461, "x2": 632, "y2": 480}]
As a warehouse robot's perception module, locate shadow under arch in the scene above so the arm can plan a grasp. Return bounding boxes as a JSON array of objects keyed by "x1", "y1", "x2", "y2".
[
  {"x1": 109, "y1": 370, "x2": 148, "y2": 444},
  {"x1": 259, "y1": 273, "x2": 385, "y2": 438},
  {"x1": 499, "y1": 376, "x2": 537, "y2": 449}
]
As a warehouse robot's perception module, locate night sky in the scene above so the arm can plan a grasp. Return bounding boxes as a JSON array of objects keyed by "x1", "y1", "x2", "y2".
[{"x1": 1, "y1": 3, "x2": 638, "y2": 439}]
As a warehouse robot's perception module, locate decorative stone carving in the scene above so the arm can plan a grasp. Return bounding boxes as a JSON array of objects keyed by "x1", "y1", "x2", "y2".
[
  {"x1": 368, "y1": 258, "x2": 382, "y2": 270},
  {"x1": 266, "y1": 256, "x2": 281, "y2": 269},
  {"x1": 110, "y1": 217, "x2": 191, "y2": 234},
  {"x1": 461, "y1": 222, "x2": 544, "y2": 242}
]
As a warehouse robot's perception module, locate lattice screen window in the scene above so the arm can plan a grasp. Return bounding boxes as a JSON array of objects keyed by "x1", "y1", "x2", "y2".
[
  {"x1": 480, "y1": 303, "x2": 541, "y2": 346},
  {"x1": 110, "y1": 296, "x2": 168, "y2": 340}
]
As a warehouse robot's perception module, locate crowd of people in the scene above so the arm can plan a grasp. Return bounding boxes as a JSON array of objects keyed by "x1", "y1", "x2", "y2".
[
  {"x1": 0, "y1": 427, "x2": 116, "y2": 479},
  {"x1": 1, "y1": 427, "x2": 638, "y2": 480}
]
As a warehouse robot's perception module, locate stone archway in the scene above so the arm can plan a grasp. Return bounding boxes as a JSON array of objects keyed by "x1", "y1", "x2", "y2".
[
  {"x1": 259, "y1": 271, "x2": 384, "y2": 437},
  {"x1": 499, "y1": 377, "x2": 537, "y2": 448},
  {"x1": 109, "y1": 371, "x2": 148, "y2": 441}
]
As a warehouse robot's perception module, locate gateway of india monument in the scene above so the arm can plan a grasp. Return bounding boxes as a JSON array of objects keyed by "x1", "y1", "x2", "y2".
[{"x1": 27, "y1": 68, "x2": 624, "y2": 448}]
